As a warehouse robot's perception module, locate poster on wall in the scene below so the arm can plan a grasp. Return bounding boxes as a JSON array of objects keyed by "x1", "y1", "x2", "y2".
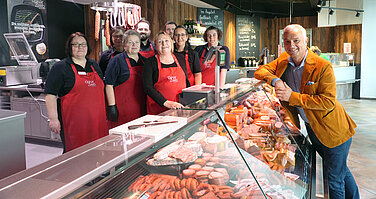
[
  {"x1": 236, "y1": 15, "x2": 260, "y2": 62},
  {"x1": 197, "y1": 8, "x2": 224, "y2": 45},
  {"x1": 7, "y1": 0, "x2": 48, "y2": 61}
]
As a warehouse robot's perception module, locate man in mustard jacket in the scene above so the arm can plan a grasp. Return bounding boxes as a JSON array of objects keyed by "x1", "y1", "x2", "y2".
[{"x1": 255, "y1": 24, "x2": 359, "y2": 199}]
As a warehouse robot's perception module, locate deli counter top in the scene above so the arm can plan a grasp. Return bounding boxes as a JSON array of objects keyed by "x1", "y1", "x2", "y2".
[{"x1": 0, "y1": 79, "x2": 315, "y2": 199}]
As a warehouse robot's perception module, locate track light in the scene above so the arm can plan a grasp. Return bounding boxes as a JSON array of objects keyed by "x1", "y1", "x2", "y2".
[
  {"x1": 355, "y1": 12, "x2": 360, "y2": 17},
  {"x1": 250, "y1": 13, "x2": 255, "y2": 18},
  {"x1": 329, "y1": 9, "x2": 334, "y2": 15},
  {"x1": 224, "y1": 2, "x2": 231, "y2": 10}
]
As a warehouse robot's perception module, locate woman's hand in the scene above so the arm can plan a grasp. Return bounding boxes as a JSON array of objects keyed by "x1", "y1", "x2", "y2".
[
  {"x1": 163, "y1": 100, "x2": 184, "y2": 109},
  {"x1": 49, "y1": 118, "x2": 61, "y2": 134}
]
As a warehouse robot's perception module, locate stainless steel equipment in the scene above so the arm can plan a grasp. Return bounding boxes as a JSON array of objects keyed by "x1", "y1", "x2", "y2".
[{"x1": 0, "y1": 33, "x2": 38, "y2": 86}]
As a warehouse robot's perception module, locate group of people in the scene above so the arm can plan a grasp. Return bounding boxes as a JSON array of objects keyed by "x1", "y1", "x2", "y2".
[
  {"x1": 44, "y1": 19, "x2": 230, "y2": 152},
  {"x1": 44, "y1": 20, "x2": 359, "y2": 199}
]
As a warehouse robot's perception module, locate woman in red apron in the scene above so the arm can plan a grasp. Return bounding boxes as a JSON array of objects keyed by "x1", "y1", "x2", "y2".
[
  {"x1": 173, "y1": 25, "x2": 202, "y2": 87},
  {"x1": 105, "y1": 30, "x2": 146, "y2": 129},
  {"x1": 143, "y1": 32, "x2": 186, "y2": 115},
  {"x1": 195, "y1": 26, "x2": 231, "y2": 88},
  {"x1": 45, "y1": 32, "x2": 108, "y2": 152}
]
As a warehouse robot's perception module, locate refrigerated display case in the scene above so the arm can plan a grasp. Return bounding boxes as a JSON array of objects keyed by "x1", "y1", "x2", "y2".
[{"x1": 0, "y1": 79, "x2": 315, "y2": 199}]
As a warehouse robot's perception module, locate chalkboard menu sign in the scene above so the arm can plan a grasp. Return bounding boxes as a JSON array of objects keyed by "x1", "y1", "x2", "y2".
[
  {"x1": 198, "y1": 8, "x2": 224, "y2": 44},
  {"x1": 236, "y1": 15, "x2": 260, "y2": 61}
]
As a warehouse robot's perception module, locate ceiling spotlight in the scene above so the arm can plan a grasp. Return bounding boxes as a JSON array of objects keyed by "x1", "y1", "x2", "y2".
[
  {"x1": 355, "y1": 12, "x2": 360, "y2": 17},
  {"x1": 224, "y1": 2, "x2": 231, "y2": 10},
  {"x1": 250, "y1": 13, "x2": 255, "y2": 18},
  {"x1": 329, "y1": 9, "x2": 334, "y2": 15}
]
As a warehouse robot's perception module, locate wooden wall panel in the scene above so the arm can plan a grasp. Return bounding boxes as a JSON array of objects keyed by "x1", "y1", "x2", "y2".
[
  {"x1": 260, "y1": 16, "x2": 362, "y2": 64},
  {"x1": 224, "y1": 11, "x2": 236, "y2": 63},
  {"x1": 167, "y1": 0, "x2": 197, "y2": 25}
]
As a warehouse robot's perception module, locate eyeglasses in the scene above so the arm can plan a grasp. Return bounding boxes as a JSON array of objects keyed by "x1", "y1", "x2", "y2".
[
  {"x1": 174, "y1": 33, "x2": 186, "y2": 37},
  {"x1": 71, "y1": 43, "x2": 87, "y2": 48},
  {"x1": 126, "y1": 41, "x2": 140, "y2": 45}
]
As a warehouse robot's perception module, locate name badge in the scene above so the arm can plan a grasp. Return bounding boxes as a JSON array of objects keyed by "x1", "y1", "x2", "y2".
[{"x1": 78, "y1": 71, "x2": 87, "y2": 76}]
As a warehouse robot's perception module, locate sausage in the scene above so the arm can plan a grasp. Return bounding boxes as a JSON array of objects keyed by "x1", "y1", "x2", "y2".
[
  {"x1": 123, "y1": 5, "x2": 127, "y2": 29},
  {"x1": 105, "y1": 16, "x2": 111, "y2": 47},
  {"x1": 174, "y1": 178, "x2": 181, "y2": 190},
  {"x1": 94, "y1": 10, "x2": 100, "y2": 41}
]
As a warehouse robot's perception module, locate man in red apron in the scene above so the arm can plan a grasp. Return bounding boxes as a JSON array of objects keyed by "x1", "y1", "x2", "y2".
[
  {"x1": 135, "y1": 19, "x2": 156, "y2": 58},
  {"x1": 98, "y1": 27, "x2": 125, "y2": 74}
]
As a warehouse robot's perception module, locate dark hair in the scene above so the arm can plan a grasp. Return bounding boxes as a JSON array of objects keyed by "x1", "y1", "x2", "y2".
[
  {"x1": 173, "y1": 25, "x2": 192, "y2": 49},
  {"x1": 135, "y1": 19, "x2": 151, "y2": 30},
  {"x1": 203, "y1": 26, "x2": 223, "y2": 42},
  {"x1": 174, "y1": 25, "x2": 188, "y2": 35},
  {"x1": 165, "y1": 21, "x2": 177, "y2": 27},
  {"x1": 64, "y1": 32, "x2": 91, "y2": 57}
]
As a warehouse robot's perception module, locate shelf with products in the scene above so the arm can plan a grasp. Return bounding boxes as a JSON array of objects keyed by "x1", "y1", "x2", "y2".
[{"x1": 0, "y1": 80, "x2": 315, "y2": 199}]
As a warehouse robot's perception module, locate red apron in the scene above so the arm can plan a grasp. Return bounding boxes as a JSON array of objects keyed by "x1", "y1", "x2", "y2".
[
  {"x1": 139, "y1": 43, "x2": 155, "y2": 58},
  {"x1": 199, "y1": 48, "x2": 216, "y2": 85},
  {"x1": 107, "y1": 56, "x2": 146, "y2": 129},
  {"x1": 146, "y1": 54, "x2": 186, "y2": 115},
  {"x1": 60, "y1": 64, "x2": 108, "y2": 152},
  {"x1": 184, "y1": 50, "x2": 195, "y2": 86}
]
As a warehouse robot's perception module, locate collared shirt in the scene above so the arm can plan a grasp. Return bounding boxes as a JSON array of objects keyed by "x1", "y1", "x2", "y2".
[
  {"x1": 283, "y1": 50, "x2": 309, "y2": 123},
  {"x1": 98, "y1": 47, "x2": 123, "y2": 74},
  {"x1": 105, "y1": 52, "x2": 145, "y2": 87}
]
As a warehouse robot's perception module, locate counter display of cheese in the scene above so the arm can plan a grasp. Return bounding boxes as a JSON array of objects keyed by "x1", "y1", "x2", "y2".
[{"x1": 0, "y1": 79, "x2": 315, "y2": 199}]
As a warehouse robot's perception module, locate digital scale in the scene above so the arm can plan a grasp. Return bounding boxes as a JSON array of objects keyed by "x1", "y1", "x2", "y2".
[{"x1": 0, "y1": 33, "x2": 39, "y2": 86}]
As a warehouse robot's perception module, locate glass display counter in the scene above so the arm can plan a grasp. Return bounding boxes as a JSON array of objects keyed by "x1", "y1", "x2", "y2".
[
  {"x1": 322, "y1": 53, "x2": 357, "y2": 99},
  {"x1": 0, "y1": 80, "x2": 315, "y2": 199}
]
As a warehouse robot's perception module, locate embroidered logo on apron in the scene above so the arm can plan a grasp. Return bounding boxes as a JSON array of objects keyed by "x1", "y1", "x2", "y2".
[
  {"x1": 85, "y1": 80, "x2": 97, "y2": 87},
  {"x1": 167, "y1": 75, "x2": 178, "y2": 83}
]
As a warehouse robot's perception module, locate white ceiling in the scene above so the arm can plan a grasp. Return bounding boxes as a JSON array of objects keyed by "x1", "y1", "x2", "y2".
[{"x1": 62, "y1": 0, "x2": 217, "y2": 8}]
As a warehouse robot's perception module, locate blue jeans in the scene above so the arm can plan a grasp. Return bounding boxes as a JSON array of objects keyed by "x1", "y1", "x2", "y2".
[{"x1": 305, "y1": 123, "x2": 359, "y2": 199}]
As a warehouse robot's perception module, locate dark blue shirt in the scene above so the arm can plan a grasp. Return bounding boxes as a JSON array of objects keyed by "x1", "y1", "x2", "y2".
[{"x1": 105, "y1": 51, "x2": 144, "y2": 87}]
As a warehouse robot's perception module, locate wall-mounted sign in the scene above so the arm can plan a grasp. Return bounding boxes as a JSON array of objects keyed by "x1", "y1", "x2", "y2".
[
  {"x1": 344, "y1": 43, "x2": 351, "y2": 53},
  {"x1": 7, "y1": 0, "x2": 48, "y2": 61},
  {"x1": 198, "y1": 8, "x2": 224, "y2": 44},
  {"x1": 236, "y1": 15, "x2": 260, "y2": 61}
]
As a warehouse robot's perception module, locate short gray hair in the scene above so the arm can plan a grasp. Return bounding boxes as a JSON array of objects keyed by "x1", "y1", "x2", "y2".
[
  {"x1": 123, "y1": 30, "x2": 141, "y2": 43},
  {"x1": 283, "y1": 24, "x2": 307, "y2": 38}
]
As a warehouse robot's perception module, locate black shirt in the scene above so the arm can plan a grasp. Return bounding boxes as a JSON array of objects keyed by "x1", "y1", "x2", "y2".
[
  {"x1": 105, "y1": 52, "x2": 145, "y2": 87},
  {"x1": 194, "y1": 43, "x2": 231, "y2": 70},
  {"x1": 140, "y1": 39, "x2": 156, "y2": 52},
  {"x1": 44, "y1": 57, "x2": 103, "y2": 97},
  {"x1": 98, "y1": 47, "x2": 123, "y2": 74},
  {"x1": 173, "y1": 44, "x2": 201, "y2": 87},
  {"x1": 143, "y1": 56, "x2": 186, "y2": 106}
]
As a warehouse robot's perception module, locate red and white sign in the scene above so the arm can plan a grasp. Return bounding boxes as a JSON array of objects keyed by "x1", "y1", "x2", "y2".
[{"x1": 344, "y1": 43, "x2": 351, "y2": 53}]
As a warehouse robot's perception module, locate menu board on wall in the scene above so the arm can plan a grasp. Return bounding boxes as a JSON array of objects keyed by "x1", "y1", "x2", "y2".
[
  {"x1": 198, "y1": 8, "x2": 224, "y2": 44},
  {"x1": 236, "y1": 15, "x2": 260, "y2": 61}
]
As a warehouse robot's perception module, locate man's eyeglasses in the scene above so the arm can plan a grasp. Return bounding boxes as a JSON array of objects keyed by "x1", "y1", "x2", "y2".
[{"x1": 71, "y1": 43, "x2": 87, "y2": 48}]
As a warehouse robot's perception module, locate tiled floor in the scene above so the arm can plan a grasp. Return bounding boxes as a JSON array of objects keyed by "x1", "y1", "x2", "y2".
[
  {"x1": 340, "y1": 99, "x2": 376, "y2": 199},
  {"x1": 23, "y1": 99, "x2": 376, "y2": 198}
]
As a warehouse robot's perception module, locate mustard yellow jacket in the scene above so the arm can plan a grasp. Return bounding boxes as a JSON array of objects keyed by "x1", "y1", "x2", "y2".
[{"x1": 255, "y1": 49, "x2": 356, "y2": 148}]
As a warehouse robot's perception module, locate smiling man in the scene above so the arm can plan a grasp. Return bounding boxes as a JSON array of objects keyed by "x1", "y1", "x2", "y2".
[
  {"x1": 255, "y1": 24, "x2": 359, "y2": 199},
  {"x1": 135, "y1": 19, "x2": 156, "y2": 58}
]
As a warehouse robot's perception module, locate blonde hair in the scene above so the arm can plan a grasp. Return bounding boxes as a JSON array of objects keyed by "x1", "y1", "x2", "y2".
[{"x1": 154, "y1": 31, "x2": 174, "y2": 53}]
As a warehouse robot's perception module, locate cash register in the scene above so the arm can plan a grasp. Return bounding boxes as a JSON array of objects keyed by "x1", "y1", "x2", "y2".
[{"x1": 0, "y1": 33, "x2": 39, "y2": 86}]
